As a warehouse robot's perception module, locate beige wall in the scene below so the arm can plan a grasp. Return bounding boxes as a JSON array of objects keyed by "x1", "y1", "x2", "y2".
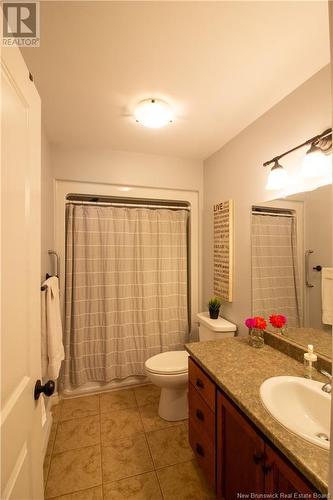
[
  {"x1": 41, "y1": 128, "x2": 54, "y2": 280},
  {"x1": 51, "y1": 147, "x2": 203, "y2": 193},
  {"x1": 203, "y1": 66, "x2": 331, "y2": 335}
]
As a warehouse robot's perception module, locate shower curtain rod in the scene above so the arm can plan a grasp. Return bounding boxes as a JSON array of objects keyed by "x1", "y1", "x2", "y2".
[
  {"x1": 66, "y1": 200, "x2": 191, "y2": 211},
  {"x1": 252, "y1": 210, "x2": 295, "y2": 218}
]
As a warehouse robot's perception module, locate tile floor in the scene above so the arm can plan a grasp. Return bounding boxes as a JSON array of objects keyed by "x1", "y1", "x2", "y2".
[{"x1": 44, "y1": 384, "x2": 215, "y2": 500}]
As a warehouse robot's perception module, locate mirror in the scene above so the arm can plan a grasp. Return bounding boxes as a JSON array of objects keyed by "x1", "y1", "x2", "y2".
[{"x1": 251, "y1": 184, "x2": 332, "y2": 360}]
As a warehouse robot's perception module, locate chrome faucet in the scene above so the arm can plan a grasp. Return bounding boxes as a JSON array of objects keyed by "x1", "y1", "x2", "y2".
[{"x1": 320, "y1": 370, "x2": 332, "y2": 394}]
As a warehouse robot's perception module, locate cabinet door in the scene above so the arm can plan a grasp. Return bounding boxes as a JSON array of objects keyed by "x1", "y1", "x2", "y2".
[
  {"x1": 264, "y1": 443, "x2": 316, "y2": 496},
  {"x1": 217, "y1": 391, "x2": 265, "y2": 500}
]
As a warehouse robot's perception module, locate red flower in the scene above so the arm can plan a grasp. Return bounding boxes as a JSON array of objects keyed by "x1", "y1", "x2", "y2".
[
  {"x1": 253, "y1": 316, "x2": 267, "y2": 330},
  {"x1": 269, "y1": 314, "x2": 287, "y2": 329}
]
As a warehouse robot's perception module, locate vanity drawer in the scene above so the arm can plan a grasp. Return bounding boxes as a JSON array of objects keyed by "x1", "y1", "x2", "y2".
[
  {"x1": 189, "y1": 357, "x2": 216, "y2": 412},
  {"x1": 189, "y1": 419, "x2": 215, "y2": 489},
  {"x1": 189, "y1": 382, "x2": 215, "y2": 442}
]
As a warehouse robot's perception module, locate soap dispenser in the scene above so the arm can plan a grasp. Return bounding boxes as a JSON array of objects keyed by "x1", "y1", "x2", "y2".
[{"x1": 304, "y1": 344, "x2": 317, "y2": 379}]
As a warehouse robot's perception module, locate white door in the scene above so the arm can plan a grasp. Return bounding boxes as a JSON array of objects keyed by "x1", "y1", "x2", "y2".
[{"x1": 1, "y1": 43, "x2": 43, "y2": 499}]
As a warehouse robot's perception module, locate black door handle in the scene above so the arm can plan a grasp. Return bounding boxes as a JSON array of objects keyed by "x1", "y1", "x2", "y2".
[{"x1": 34, "y1": 380, "x2": 55, "y2": 400}]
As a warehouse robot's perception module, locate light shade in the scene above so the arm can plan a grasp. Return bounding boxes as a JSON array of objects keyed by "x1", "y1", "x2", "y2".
[
  {"x1": 302, "y1": 143, "x2": 331, "y2": 178},
  {"x1": 266, "y1": 161, "x2": 289, "y2": 190},
  {"x1": 134, "y1": 99, "x2": 173, "y2": 128}
]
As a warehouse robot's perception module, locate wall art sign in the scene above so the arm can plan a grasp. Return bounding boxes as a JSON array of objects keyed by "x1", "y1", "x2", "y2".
[{"x1": 213, "y1": 200, "x2": 233, "y2": 302}]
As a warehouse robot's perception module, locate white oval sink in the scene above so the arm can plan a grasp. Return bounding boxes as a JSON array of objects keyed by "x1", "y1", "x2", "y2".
[{"x1": 260, "y1": 376, "x2": 331, "y2": 450}]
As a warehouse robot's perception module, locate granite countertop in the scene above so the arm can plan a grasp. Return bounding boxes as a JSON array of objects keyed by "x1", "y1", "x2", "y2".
[{"x1": 185, "y1": 337, "x2": 329, "y2": 493}]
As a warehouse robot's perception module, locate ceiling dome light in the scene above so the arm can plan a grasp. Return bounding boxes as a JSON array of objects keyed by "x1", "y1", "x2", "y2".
[
  {"x1": 134, "y1": 99, "x2": 173, "y2": 128},
  {"x1": 302, "y1": 143, "x2": 331, "y2": 178},
  {"x1": 266, "y1": 160, "x2": 289, "y2": 190}
]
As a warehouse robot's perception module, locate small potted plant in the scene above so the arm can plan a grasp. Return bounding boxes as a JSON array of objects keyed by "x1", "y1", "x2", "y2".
[
  {"x1": 244, "y1": 316, "x2": 267, "y2": 348},
  {"x1": 269, "y1": 314, "x2": 287, "y2": 335},
  {"x1": 208, "y1": 296, "x2": 222, "y2": 319}
]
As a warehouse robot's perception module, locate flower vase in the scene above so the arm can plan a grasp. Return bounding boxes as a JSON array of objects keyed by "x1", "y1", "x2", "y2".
[{"x1": 248, "y1": 328, "x2": 264, "y2": 348}]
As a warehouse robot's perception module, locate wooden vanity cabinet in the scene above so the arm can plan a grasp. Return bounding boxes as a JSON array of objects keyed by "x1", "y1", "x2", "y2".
[
  {"x1": 188, "y1": 358, "x2": 318, "y2": 499},
  {"x1": 216, "y1": 391, "x2": 315, "y2": 499}
]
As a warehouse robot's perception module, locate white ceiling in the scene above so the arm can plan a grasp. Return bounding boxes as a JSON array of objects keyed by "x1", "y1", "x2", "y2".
[{"x1": 22, "y1": 1, "x2": 330, "y2": 160}]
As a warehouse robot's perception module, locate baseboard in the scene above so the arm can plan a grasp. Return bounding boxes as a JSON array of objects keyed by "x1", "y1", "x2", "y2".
[
  {"x1": 48, "y1": 392, "x2": 60, "y2": 408},
  {"x1": 41, "y1": 393, "x2": 59, "y2": 458},
  {"x1": 42, "y1": 411, "x2": 53, "y2": 458}
]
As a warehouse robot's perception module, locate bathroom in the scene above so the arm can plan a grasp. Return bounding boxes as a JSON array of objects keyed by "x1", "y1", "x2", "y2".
[{"x1": 1, "y1": 1, "x2": 333, "y2": 499}]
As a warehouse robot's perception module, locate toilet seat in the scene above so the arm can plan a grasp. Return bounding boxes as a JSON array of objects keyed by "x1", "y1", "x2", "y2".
[{"x1": 145, "y1": 350, "x2": 189, "y2": 375}]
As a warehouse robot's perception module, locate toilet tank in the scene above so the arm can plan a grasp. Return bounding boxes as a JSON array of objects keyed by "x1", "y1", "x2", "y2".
[{"x1": 197, "y1": 312, "x2": 237, "y2": 341}]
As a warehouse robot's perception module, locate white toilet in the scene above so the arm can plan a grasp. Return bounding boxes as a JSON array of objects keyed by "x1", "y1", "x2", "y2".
[
  {"x1": 145, "y1": 313, "x2": 237, "y2": 422},
  {"x1": 145, "y1": 350, "x2": 189, "y2": 421}
]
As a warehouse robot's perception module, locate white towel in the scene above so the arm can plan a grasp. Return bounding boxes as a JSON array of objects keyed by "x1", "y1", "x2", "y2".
[
  {"x1": 322, "y1": 267, "x2": 333, "y2": 326},
  {"x1": 41, "y1": 276, "x2": 65, "y2": 379}
]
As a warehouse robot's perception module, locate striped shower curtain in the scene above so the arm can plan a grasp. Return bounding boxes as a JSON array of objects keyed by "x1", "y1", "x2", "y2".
[
  {"x1": 63, "y1": 203, "x2": 189, "y2": 389},
  {"x1": 252, "y1": 213, "x2": 302, "y2": 327}
]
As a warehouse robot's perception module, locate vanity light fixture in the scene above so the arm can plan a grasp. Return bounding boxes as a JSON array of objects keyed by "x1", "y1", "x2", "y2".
[
  {"x1": 134, "y1": 98, "x2": 174, "y2": 129},
  {"x1": 263, "y1": 128, "x2": 332, "y2": 190},
  {"x1": 302, "y1": 142, "x2": 331, "y2": 178},
  {"x1": 265, "y1": 160, "x2": 289, "y2": 191}
]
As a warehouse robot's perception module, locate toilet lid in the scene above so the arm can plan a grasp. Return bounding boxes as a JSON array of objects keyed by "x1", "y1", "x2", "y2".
[{"x1": 145, "y1": 350, "x2": 189, "y2": 375}]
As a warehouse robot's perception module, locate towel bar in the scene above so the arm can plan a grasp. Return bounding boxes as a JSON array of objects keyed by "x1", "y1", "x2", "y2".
[
  {"x1": 48, "y1": 250, "x2": 60, "y2": 279},
  {"x1": 305, "y1": 250, "x2": 314, "y2": 288},
  {"x1": 41, "y1": 250, "x2": 60, "y2": 291}
]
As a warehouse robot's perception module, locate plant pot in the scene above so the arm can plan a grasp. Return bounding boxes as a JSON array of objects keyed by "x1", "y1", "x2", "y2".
[
  {"x1": 248, "y1": 328, "x2": 264, "y2": 348},
  {"x1": 209, "y1": 308, "x2": 220, "y2": 319}
]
